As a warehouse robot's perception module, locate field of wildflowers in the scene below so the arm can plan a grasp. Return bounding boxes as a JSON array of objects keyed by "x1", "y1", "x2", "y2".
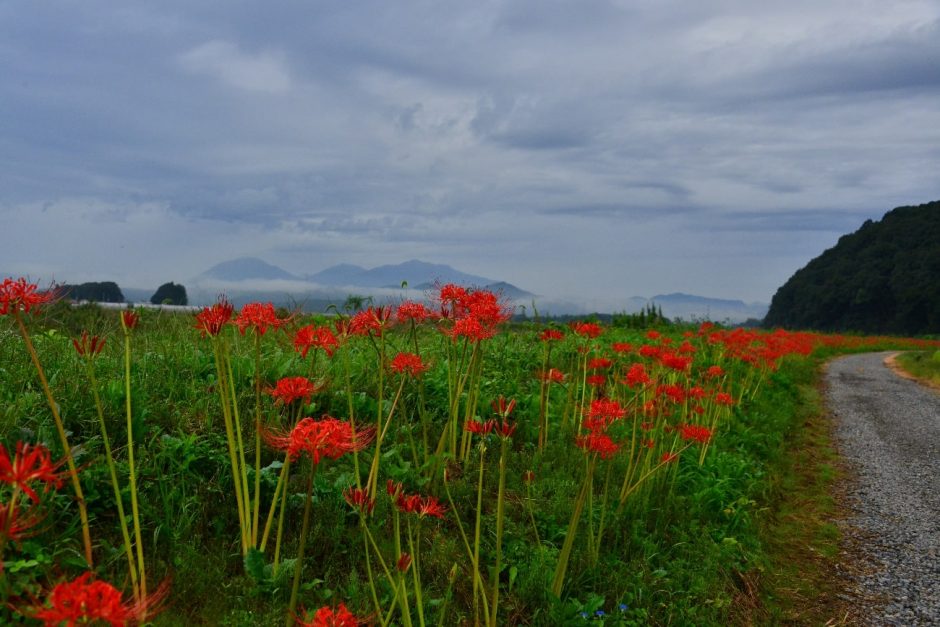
[{"x1": 1, "y1": 276, "x2": 936, "y2": 626}]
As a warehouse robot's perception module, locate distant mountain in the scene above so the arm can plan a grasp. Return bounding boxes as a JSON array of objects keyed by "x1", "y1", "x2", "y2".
[
  {"x1": 765, "y1": 200, "x2": 940, "y2": 333},
  {"x1": 646, "y1": 293, "x2": 768, "y2": 323},
  {"x1": 200, "y1": 257, "x2": 298, "y2": 282},
  {"x1": 309, "y1": 259, "x2": 498, "y2": 289}
]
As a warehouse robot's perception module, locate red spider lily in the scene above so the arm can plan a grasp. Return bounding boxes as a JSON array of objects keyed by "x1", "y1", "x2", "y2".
[
  {"x1": 194, "y1": 299, "x2": 234, "y2": 337},
  {"x1": 390, "y1": 352, "x2": 427, "y2": 377},
  {"x1": 540, "y1": 368, "x2": 565, "y2": 384},
  {"x1": 569, "y1": 321, "x2": 601, "y2": 339},
  {"x1": 235, "y1": 302, "x2": 286, "y2": 336},
  {"x1": 349, "y1": 306, "x2": 393, "y2": 336},
  {"x1": 539, "y1": 329, "x2": 564, "y2": 342},
  {"x1": 396, "y1": 552, "x2": 412, "y2": 573},
  {"x1": 688, "y1": 386, "x2": 706, "y2": 399},
  {"x1": 714, "y1": 392, "x2": 734, "y2": 405},
  {"x1": 659, "y1": 352, "x2": 693, "y2": 372},
  {"x1": 576, "y1": 432, "x2": 620, "y2": 459},
  {"x1": 586, "y1": 374, "x2": 606, "y2": 387},
  {"x1": 395, "y1": 301, "x2": 430, "y2": 324},
  {"x1": 120, "y1": 310, "x2": 139, "y2": 331},
  {"x1": 0, "y1": 442, "x2": 68, "y2": 503},
  {"x1": 0, "y1": 502, "x2": 45, "y2": 543},
  {"x1": 296, "y1": 602, "x2": 361, "y2": 627},
  {"x1": 438, "y1": 283, "x2": 467, "y2": 304},
  {"x1": 333, "y1": 318, "x2": 353, "y2": 340},
  {"x1": 638, "y1": 344, "x2": 661, "y2": 359},
  {"x1": 72, "y1": 331, "x2": 106, "y2": 357},
  {"x1": 680, "y1": 424, "x2": 713, "y2": 443},
  {"x1": 642, "y1": 439, "x2": 655, "y2": 449},
  {"x1": 386, "y1": 479, "x2": 403, "y2": 498},
  {"x1": 646, "y1": 330, "x2": 661, "y2": 340},
  {"x1": 493, "y1": 420, "x2": 516, "y2": 439},
  {"x1": 31, "y1": 572, "x2": 167, "y2": 627},
  {"x1": 611, "y1": 342, "x2": 633, "y2": 354},
  {"x1": 395, "y1": 493, "x2": 447, "y2": 519},
  {"x1": 706, "y1": 365, "x2": 725, "y2": 378},
  {"x1": 657, "y1": 384, "x2": 686, "y2": 404},
  {"x1": 268, "y1": 377, "x2": 321, "y2": 405},
  {"x1": 641, "y1": 421, "x2": 655, "y2": 431},
  {"x1": 266, "y1": 417, "x2": 375, "y2": 465},
  {"x1": 660, "y1": 451, "x2": 679, "y2": 464},
  {"x1": 642, "y1": 400, "x2": 657, "y2": 416},
  {"x1": 624, "y1": 363, "x2": 651, "y2": 387},
  {"x1": 587, "y1": 357, "x2": 612, "y2": 370},
  {"x1": 491, "y1": 396, "x2": 516, "y2": 419},
  {"x1": 522, "y1": 470, "x2": 535, "y2": 485},
  {"x1": 464, "y1": 419, "x2": 495, "y2": 436},
  {"x1": 678, "y1": 340, "x2": 696, "y2": 354},
  {"x1": 0, "y1": 278, "x2": 56, "y2": 316},
  {"x1": 294, "y1": 324, "x2": 340, "y2": 359},
  {"x1": 585, "y1": 399, "x2": 626, "y2": 425},
  {"x1": 343, "y1": 487, "x2": 375, "y2": 516},
  {"x1": 448, "y1": 315, "x2": 493, "y2": 341}
]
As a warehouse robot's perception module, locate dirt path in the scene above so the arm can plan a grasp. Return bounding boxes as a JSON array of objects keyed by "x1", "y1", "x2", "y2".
[{"x1": 824, "y1": 352, "x2": 940, "y2": 625}]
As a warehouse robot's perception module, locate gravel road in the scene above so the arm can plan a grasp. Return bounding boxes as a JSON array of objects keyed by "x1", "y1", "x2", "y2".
[{"x1": 825, "y1": 352, "x2": 940, "y2": 626}]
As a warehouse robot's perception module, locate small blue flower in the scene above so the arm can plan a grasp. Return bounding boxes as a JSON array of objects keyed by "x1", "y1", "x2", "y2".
[
  {"x1": 580, "y1": 611, "x2": 589, "y2": 619},
  {"x1": 619, "y1": 603, "x2": 629, "y2": 612},
  {"x1": 595, "y1": 610, "x2": 606, "y2": 617}
]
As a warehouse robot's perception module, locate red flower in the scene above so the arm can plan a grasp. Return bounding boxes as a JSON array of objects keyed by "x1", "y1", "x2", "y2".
[
  {"x1": 611, "y1": 342, "x2": 633, "y2": 354},
  {"x1": 0, "y1": 442, "x2": 67, "y2": 503},
  {"x1": 657, "y1": 384, "x2": 686, "y2": 404},
  {"x1": 349, "y1": 306, "x2": 392, "y2": 337},
  {"x1": 624, "y1": 363, "x2": 651, "y2": 387},
  {"x1": 522, "y1": 470, "x2": 535, "y2": 485},
  {"x1": 638, "y1": 344, "x2": 661, "y2": 359},
  {"x1": 464, "y1": 419, "x2": 495, "y2": 436},
  {"x1": 0, "y1": 278, "x2": 56, "y2": 316},
  {"x1": 268, "y1": 377, "x2": 321, "y2": 405},
  {"x1": 386, "y1": 479, "x2": 403, "y2": 498},
  {"x1": 448, "y1": 315, "x2": 491, "y2": 341},
  {"x1": 660, "y1": 451, "x2": 679, "y2": 464},
  {"x1": 438, "y1": 283, "x2": 467, "y2": 303},
  {"x1": 585, "y1": 399, "x2": 626, "y2": 426},
  {"x1": 576, "y1": 432, "x2": 620, "y2": 459},
  {"x1": 491, "y1": 396, "x2": 516, "y2": 419},
  {"x1": 390, "y1": 352, "x2": 427, "y2": 377},
  {"x1": 195, "y1": 299, "x2": 234, "y2": 337},
  {"x1": 587, "y1": 358, "x2": 612, "y2": 370},
  {"x1": 72, "y1": 331, "x2": 106, "y2": 357},
  {"x1": 569, "y1": 321, "x2": 601, "y2": 338},
  {"x1": 586, "y1": 374, "x2": 606, "y2": 387},
  {"x1": 714, "y1": 392, "x2": 734, "y2": 406},
  {"x1": 296, "y1": 602, "x2": 361, "y2": 627},
  {"x1": 395, "y1": 493, "x2": 447, "y2": 519},
  {"x1": 343, "y1": 487, "x2": 375, "y2": 516},
  {"x1": 294, "y1": 324, "x2": 340, "y2": 359},
  {"x1": 659, "y1": 352, "x2": 692, "y2": 372},
  {"x1": 120, "y1": 310, "x2": 139, "y2": 332},
  {"x1": 266, "y1": 417, "x2": 374, "y2": 464},
  {"x1": 680, "y1": 424, "x2": 713, "y2": 444},
  {"x1": 396, "y1": 552, "x2": 412, "y2": 573},
  {"x1": 235, "y1": 302, "x2": 286, "y2": 336},
  {"x1": 32, "y1": 572, "x2": 166, "y2": 627},
  {"x1": 539, "y1": 329, "x2": 564, "y2": 342},
  {"x1": 0, "y1": 502, "x2": 45, "y2": 543},
  {"x1": 646, "y1": 330, "x2": 661, "y2": 340},
  {"x1": 706, "y1": 365, "x2": 725, "y2": 378},
  {"x1": 493, "y1": 420, "x2": 517, "y2": 439},
  {"x1": 540, "y1": 368, "x2": 565, "y2": 384},
  {"x1": 396, "y1": 301, "x2": 430, "y2": 324}
]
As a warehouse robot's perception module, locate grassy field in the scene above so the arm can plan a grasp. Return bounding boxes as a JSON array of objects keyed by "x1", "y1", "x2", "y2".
[
  {"x1": 895, "y1": 350, "x2": 940, "y2": 387},
  {"x1": 1, "y1": 280, "x2": 937, "y2": 626}
]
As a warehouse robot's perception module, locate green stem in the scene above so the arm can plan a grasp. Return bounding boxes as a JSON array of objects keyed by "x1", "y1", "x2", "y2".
[
  {"x1": 123, "y1": 330, "x2": 147, "y2": 601},
  {"x1": 13, "y1": 312, "x2": 93, "y2": 566},
  {"x1": 252, "y1": 333, "x2": 262, "y2": 547},
  {"x1": 551, "y1": 456, "x2": 596, "y2": 597},
  {"x1": 287, "y1": 463, "x2": 317, "y2": 626},
  {"x1": 490, "y1": 436, "x2": 509, "y2": 626}
]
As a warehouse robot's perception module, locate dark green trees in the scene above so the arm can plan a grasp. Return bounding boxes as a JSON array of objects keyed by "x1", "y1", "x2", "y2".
[
  {"x1": 764, "y1": 200, "x2": 940, "y2": 334},
  {"x1": 62, "y1": 281, "x2": 125, "y2": 303},
  {"x1": 150, "y1": 282, "x2": 188, "y2": 306}
]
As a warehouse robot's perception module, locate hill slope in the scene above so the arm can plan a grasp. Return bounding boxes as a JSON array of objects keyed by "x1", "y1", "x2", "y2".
[{"x1": 764, "y1": 200, "x2": 940, "y2": 334}]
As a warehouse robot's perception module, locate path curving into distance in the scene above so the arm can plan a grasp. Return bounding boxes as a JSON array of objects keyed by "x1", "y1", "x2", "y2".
[{"x1": 825, "y1": 352, "x2": 940, "y2": 626}]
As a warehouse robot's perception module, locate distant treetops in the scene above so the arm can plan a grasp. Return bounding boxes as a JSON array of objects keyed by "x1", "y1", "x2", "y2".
[{"x1": 764, "y1": 199, "x2": 940, "y2": 335}]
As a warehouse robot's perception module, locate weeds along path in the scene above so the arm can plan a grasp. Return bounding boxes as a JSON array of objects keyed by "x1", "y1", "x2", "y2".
[{"x1": 825, "y1": 351, "x2": 940, "y2": 626}]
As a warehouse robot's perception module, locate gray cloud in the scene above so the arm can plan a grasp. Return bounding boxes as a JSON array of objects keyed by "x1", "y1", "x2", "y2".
[{"x1": 1, "y1": 0, "x2": 939, "y2": 303}]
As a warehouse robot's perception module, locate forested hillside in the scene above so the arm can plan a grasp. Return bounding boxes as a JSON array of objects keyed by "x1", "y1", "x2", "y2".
[{"x1": 764, "y1": 200, "x2": 940, "y2": 334}]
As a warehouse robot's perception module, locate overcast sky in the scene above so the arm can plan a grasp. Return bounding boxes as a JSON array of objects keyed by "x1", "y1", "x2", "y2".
[{"x1": 2, "y1": 1, "x2": 939, "y2": 306}]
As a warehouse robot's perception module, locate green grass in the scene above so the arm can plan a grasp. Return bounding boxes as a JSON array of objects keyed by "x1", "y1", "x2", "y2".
[
  {"x1": 895, "y1": 350, "x2": 940, "y2": 387},
  {"x1": 1, "y1": 302, "x2": 936, "y2": 625}
]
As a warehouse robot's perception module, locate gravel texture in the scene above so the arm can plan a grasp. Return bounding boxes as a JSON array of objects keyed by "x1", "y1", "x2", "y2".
[{"x1": 825, "y1": 352, "x2": 940, "y2": 626}]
